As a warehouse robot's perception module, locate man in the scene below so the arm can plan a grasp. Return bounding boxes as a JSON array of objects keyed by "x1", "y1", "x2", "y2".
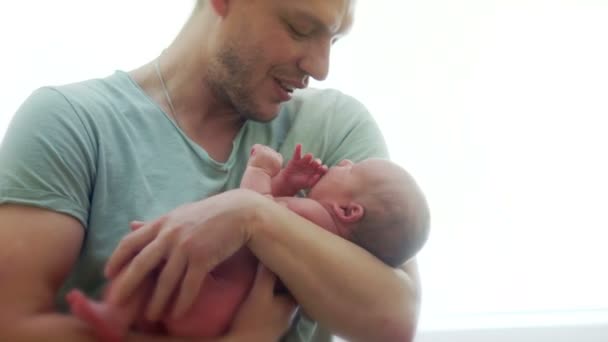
[{"x1": 0, "y1": 0, "x2": 426, "y2": 341}]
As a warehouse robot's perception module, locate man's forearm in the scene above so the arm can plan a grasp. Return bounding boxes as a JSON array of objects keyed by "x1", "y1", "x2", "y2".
[
  {"x1": 247, "y1": 198, "x2": 419, "y2": 341},
  {"x1": 1, "y1": 313, "x2": 228, "y2": 342},
  {"x1": 1, "y1": 313, "x2": 100, "y2": 342}
]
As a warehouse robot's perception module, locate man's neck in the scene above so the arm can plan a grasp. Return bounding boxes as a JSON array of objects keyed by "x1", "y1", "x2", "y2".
[{"x1": 129, "y1": 57, "x2": 245, "y2": 163}]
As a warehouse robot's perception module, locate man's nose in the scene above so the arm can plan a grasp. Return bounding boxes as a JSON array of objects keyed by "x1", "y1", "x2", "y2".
[{"x1": 298, "y1": 39, "x2": 331, "y2": 81}]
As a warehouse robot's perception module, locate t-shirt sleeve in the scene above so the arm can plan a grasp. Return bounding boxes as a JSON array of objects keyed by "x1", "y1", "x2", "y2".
[{"x1": 0, "y1": 87, "x2": 96, "y2": 227}]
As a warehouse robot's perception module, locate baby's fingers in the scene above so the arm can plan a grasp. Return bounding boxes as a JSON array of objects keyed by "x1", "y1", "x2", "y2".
[
  {"x1": 292, "y1": 144, "x2": 303, "y2": 161},
  {"x1": 300, "y1": 153, "x2": 313, "y2": 165}
]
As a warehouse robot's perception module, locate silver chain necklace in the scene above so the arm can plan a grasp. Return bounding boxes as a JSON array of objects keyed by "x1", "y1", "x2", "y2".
[{"x1": 154, "y1": 57, "x2": 180, "y2": 127}]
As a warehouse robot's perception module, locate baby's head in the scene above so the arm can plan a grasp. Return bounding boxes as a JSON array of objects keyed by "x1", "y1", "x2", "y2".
[{"x1": 309, "y1": 158, "x2": 430, "y2": 267}]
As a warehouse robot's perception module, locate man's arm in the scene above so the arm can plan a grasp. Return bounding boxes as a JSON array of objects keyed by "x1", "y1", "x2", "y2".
[
  {"x1": 0, "y1": 205, "x2": 237, "y2": 342},
  {"x1": 400, "y1": 258, "x2": 422, "y2": 324},
  {"x1": 105, "y1": 188, "x2": 421, "y2": 341},
  {"x1": 0, "y1": 204, "x2": 101, "y2": 341},
  {"x1": 247, "y1": 197, "x2": 421, "y2": 342}
]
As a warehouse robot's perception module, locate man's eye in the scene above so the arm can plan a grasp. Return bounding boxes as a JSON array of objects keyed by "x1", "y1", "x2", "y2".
[{"x1": 288, "y1": 24, "x2": 308, "y2": 38}]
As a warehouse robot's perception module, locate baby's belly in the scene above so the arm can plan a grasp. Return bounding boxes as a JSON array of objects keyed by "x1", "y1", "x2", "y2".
[{"x1": 164, "y1": 248, "x2": 257, "y2": 337}]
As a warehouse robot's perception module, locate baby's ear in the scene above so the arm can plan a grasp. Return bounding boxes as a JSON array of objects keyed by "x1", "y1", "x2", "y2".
[{"x1": 332, "y1": 202, "x2": 365, "y2": 223}]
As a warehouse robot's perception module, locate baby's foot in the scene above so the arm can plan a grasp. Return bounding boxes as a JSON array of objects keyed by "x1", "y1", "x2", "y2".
[{"x1": 66, "y1": 289, "x2": 126, "y2": 342}]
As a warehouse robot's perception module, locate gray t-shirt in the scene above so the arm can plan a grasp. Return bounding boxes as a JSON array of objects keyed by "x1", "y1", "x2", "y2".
[{"x1": 0, "y1": 71, "x2": 388, "y2": 341}]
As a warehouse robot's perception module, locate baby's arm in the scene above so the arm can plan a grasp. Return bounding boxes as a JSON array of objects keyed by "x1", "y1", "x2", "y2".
[{"x1": 272, "y1": 144, "x2": 327, "y2": 197}]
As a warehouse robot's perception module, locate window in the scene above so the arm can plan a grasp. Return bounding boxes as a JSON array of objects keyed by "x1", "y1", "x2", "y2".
[
  {"x1": 2, "y1": 0, "x2": 607, "y2": 340},
  {"x1": 311, "y1": 1, "x2": 608, "y2": 335}
]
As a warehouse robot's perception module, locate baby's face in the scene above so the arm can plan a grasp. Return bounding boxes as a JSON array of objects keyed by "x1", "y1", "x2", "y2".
[
  {"x1": 309, "y1": 159, "x2": 384, "y2": 201},
  {"x1": 309, "y1": 159, "x2": 355, "y2": 201}
]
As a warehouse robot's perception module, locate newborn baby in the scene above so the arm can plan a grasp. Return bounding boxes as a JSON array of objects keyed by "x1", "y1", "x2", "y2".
[{"x1": 67, "y1": 144, "x2": 429, "y2": 341}]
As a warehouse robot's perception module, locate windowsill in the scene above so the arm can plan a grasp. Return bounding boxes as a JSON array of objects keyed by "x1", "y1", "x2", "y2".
[
  {"x1": 419, "y1": 309, "x2": 608, "y2": 331},
  {"x1": 415, "y1": 309, "x2": 608, "y2": 342}
]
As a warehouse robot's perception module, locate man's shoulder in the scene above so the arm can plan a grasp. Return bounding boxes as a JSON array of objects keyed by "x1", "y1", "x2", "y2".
[
  {"x1": 288, "y1": 87, "x2": 365, "y2": 112},
  {"x1": 23, "y1": 71, "x2": 154, "y2": 132},
  {"x1": 292, "y1": 87, "x2": 344, "y2": 100},
  {"x1": 44, "y1": 71, "x2": 135, "y2": 107},
  {"x1": 262, "y1": 87, "x2": 388, "y2": 166},
  {"x1": 280, "y1": 87, "x2": 373, "y2": 127}
]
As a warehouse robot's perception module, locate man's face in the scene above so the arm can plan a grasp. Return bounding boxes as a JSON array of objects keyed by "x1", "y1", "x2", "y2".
[{"x1": 206, "y1": 0, "x2": 355, "y2": 122}]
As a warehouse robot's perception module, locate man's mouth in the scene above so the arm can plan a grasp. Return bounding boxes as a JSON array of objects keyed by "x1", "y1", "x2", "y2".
[{"x1": 276, "y1": 79, "x2": 296, "y2": 93}]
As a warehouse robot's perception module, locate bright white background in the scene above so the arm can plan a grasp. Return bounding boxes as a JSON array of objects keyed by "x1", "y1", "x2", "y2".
[{"x1": 1, "y1": 1, "x2": 608, "y2": 340}]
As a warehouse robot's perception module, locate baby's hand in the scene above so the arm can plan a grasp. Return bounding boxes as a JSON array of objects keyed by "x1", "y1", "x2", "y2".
[
  {"x1": 278, "y1": 144, "x2": 327, "y2": 192},
  {"x1": 248, "y1": 144, "x2": 284, "y2": 177}
]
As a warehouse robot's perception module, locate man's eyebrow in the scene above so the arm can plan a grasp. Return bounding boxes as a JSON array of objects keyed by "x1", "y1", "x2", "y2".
[{"x1": 289, "y1": 8, "x2": 349, "y2": 36}]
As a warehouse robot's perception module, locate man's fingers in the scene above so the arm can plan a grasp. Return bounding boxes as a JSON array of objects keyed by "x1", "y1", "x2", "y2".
[
  {"x1": 277, "y1": 294, "x2": 298, "y2": 319},
  {"x1": 104, "y1": 222, "x2": 158, "y2": 278},
  {"x1": 145, "y1": 251, "x2": 187, "y2": 321},
  {"x1": 251, "y1": 263, "x2": 277, "y2": 297},
  {"x1": 255, "y1": 263, "x2": 296, "y2": 314},
  {"x1": 171, "y1": 265, "x2": 206, "y2": 319},
  {"x1": 107, "y1": 239, "x2": 167, "y2": 306}
]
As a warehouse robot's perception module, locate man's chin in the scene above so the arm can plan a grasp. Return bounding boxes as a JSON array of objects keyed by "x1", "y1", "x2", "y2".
[
  {"x1": 245, "y1": 103, "x2": 283, "y2": 123},
  {"x1": 247, "y1": 113, "x2": 279, "y2": 123}
]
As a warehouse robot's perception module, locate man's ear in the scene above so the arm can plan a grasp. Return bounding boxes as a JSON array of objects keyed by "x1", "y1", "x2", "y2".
[
  {"x1": 210, "y1": 0, "x2": 229, "y2": 17},
  {"x1": 332, "y1": 202, "x2": 365, "y2": 223}
]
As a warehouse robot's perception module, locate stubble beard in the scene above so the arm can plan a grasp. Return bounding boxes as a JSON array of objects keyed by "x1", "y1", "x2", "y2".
[{"x1": 207, "y1": 43, "x2": 278, "y2": 123}]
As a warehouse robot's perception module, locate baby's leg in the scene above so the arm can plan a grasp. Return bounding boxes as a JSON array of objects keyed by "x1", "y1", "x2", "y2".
[
  {"x1": 66, "y1": 278, "x2": 154, "y2": 342},
  {"x1": 67, "y1": 289, "x2": 129, "y2": 342}
]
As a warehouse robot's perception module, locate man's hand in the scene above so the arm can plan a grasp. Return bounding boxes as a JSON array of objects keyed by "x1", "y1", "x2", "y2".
[
  {"x1": 227, "y1": 264, "x2": 297, "y2": 341},
  {"x1": 103, "y1": 189, "x2": 263, "y2": 323},
  {"x1": 272, "y1": 144, "x2": 327, "y2": 196}
]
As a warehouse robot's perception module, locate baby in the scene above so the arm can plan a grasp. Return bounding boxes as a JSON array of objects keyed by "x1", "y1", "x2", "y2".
[{"x1": 66, "y1": 144, "x2": 429, "y2": 341}]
